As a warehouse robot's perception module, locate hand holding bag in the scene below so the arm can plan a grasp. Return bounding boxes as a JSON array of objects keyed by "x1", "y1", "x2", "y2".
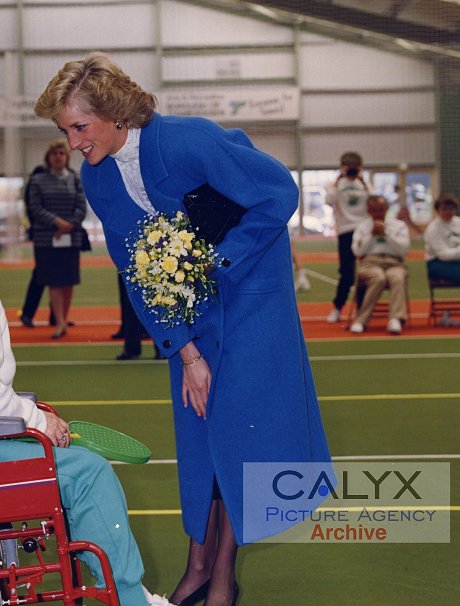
[{"x1": 183, "y1": 183, "x2": 247, "y2": 246}]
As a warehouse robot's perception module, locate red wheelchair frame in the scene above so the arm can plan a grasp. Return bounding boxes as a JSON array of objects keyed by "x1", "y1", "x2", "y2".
[{"x1": 0, "y1": 402, "x2": 119, "y2": 605}]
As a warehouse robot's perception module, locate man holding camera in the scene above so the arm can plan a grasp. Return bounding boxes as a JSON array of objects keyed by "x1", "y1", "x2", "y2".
[{"x1": 326, "y1": 151, "x2": 371, "y2": 323}]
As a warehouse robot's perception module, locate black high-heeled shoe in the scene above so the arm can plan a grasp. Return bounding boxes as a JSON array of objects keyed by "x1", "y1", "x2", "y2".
[
  {"x1": 202, "y1": 583, "x2": 239, "y2": 606},
  {"x1": 231, "y1": 583, "x2": 240, "y2": 606},
  {"x1": 173, "y1": 579, "x2": 210, "y2": 606},
  {"x1": 51, "y1": 327, "x2": 67, "y2": 339}
]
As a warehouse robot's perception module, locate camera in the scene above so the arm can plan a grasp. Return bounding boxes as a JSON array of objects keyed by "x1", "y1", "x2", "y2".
[{"x1": 345, "y1": 166, "x2": 359, "y2": 178}]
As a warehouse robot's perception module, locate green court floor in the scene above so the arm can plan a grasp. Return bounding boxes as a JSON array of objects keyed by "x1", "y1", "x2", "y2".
[
  {"x1": 10, "y1": 338, "x2": 460, "y2": 606},
  {"x1": 2, "y1": 240, "x2": 459, "y2": 605}
]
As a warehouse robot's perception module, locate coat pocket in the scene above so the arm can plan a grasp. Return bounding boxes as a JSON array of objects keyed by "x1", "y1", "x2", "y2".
[{"x1": 235, "y1": 275, "x2": 284, "y2": 295}]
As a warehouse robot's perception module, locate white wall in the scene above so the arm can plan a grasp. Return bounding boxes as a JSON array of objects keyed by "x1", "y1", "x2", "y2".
[{"x1": 0, "y1": 0, "x2": 437, "y2": 175}]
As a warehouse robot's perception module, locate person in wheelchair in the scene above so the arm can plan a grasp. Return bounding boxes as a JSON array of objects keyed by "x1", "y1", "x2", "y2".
[
  {"x1": 350, "y1": 195, "x2": 410, "y2": 335},
  {"x1": 0, "y1": 298, "x2": 172, "y2": 606}
]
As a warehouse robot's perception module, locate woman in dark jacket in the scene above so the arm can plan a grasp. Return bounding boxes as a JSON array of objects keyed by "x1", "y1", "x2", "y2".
[
  {"x1": 28, "y1": 140, "x2": 87, "y2": 338},
  {"x1": 34, "y1": 53, "x2": 333, "y2": 606}
]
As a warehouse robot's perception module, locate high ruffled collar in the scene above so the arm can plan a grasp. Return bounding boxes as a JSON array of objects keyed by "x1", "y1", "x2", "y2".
[{"x1": 111, "y1": 128, "x2": 140, "y2": 163}]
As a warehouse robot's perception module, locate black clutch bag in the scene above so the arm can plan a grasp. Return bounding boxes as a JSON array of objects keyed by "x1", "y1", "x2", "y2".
[{"x1": 182, "y1": 183, "x2": 247, "y2": 246}]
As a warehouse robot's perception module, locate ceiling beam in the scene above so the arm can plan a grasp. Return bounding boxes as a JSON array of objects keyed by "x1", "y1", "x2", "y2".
[
  {"x1": 386, "y1": 0, "x2": 417, "y2": 19},
  {"x1": 253, "y1": 0, "x2": 459, "y2": 44}
]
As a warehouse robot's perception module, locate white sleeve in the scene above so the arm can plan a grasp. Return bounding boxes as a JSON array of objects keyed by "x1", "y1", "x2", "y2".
[
  {"x1": 0, "y1": 301, "x2": 47, "y2": 431},
  {"x1": 325, "y1": 183, "x2": 338, "y2": 206},
  {"x1": 385, "y1": 221, "x2": 410, "y2": 258},
  {"x1": 352, "y1": 221, "x2": 373, "y2": 257},
  {"x1": 424, "y1": 222, "x2": 460, "y2": 261}
]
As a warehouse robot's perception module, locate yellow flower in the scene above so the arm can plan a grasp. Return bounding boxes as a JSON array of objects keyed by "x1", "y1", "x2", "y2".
[
  {"x1": 161, "y1": 296, "x2": 177, "y2": 307},
  {"x1": 176, "y1": 211, "x2": 184, "y2": 219},
  {"x1": 183, "y1": 262, "x2": 193, "y2": 271},
  {"x1": 175, "y1": 270, "x2": 185, "y2": 283},
  {"x1": 178, "y1": 230, "x2": 195, "y2": 244},
  {"x1": 192, "y1": 249, "x2": 202, "y2": 257},
  {"x1": 161, "y1": 256, "x2": 178, "y2": 274},
  {"x1": 135, "y1": 250, "x2": 150, "y2": 267},
  {"x1": 147, "y1": 230, "x2": 162, "y2": 245}
]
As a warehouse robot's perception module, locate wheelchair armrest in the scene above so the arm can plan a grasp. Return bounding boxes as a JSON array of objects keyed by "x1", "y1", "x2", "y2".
[
  {"x1": 37, "y1": 401, "x2": 58, "y2": 416},
  {"x1": 16, "y1": 391, "x2": 37, "y2": 403},
  {"x1": 0, "y1": 416, "x2": 26, "y2": 437}
]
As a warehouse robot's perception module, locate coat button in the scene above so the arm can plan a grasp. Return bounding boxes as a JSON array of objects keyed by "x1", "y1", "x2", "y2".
[
  {"x1": 221, "y1": 258, "x2": 231, "y2": 267},
  {"x1": 163, "y1": 340, "x2": 172, "y2": 348}
]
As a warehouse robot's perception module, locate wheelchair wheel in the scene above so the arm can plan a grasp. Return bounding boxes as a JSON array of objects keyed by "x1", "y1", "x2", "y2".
[
  {"x1": 0, "y1": 527, "x2": 19, "y2": 569},
  {"x1": 0, "y1": 555, "x2": 9, "y2": 605}
]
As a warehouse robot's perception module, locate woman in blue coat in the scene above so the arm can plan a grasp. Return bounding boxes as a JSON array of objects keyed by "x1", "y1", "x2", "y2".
[{"x1": 35, "y1": 53, "x2": 332, "y2": 606}]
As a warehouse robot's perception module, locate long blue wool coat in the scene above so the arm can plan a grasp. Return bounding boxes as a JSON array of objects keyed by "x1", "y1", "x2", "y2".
[{"x1": 81, "y1": 114, "x2": 332, "y2": 546}]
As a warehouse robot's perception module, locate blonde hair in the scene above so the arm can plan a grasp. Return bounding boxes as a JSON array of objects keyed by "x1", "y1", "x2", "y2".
[
  {"x1": 44, "y1": 138, "x2": 70, "y2": 169},
  {"x1": 34, "y1": 52, "x2": 157, "y2": 128}
]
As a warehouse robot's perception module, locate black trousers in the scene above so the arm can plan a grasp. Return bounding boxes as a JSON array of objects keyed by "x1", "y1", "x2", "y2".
[
  {"x1": 117, "y1": 274, "x2": 146, "y2": 356},
  {"x1": 21, "y1": 268, "x2": 45, "y2": 319},
  {"x1": 333, "y1": 230, "x2": 356, "y2": 311}
]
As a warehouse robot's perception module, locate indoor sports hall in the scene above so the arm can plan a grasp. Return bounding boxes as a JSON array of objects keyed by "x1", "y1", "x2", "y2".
[{"x1": 1, "y1": 2, "x2": 459, "y2": 605}]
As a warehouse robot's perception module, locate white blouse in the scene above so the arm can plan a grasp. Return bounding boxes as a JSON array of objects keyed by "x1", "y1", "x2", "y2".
[{"x1": 111, "y1": 128, "x2": 157, "y2": 216}]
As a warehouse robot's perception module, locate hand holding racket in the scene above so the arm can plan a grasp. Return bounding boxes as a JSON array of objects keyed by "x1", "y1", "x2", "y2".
[{"x1": 36, "y1": 401, "x2": 151, "y2": 464}]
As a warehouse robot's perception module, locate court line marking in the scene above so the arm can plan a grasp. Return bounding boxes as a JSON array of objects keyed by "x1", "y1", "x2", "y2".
[
  {"x1": 50, "y1": 393, "x2": 460, "y2": 406},
  {"x1": 55, "y1": 399, "x2": 171, "y2": 406},
  {"x1": 12, "y1": 334, "x2": 460, "y2": 349},
  {"x1": 302, "y1": 268, "x2": 338, "y2": 285},
  {"x1": 321, "y1": 393, "x2": 460, "y2": 401},
  {"x1": 127, "y1": 506, "x2": 460, "y2": 516},
  {"x1": 112, "y1": 454, "x2": 460, "y2": 465},
  {"x1": 9, "y1": 320, "x2": 117, "y2": 328},
  {"x1": 16, "y1": 359, "x2": 167, "y2": 366},
  {"x1": 15, "y1": 352, "x2": 460, "y2": 367},
  {"x1": 310, "y1": 353, "x2": 460, "y2": 361}
]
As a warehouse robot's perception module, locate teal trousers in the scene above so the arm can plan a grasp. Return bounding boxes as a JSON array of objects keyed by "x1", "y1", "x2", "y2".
[{"x1": 0, "y1": 441, "x2": 149, "y2": 606}]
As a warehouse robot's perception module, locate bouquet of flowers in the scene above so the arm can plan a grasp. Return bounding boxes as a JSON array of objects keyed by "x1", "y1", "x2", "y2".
[{"x1": 125, "y1": 211, "x2": 218, "y2": 327}]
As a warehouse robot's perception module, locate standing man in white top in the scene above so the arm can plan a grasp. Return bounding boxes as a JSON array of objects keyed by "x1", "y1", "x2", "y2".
[
  {"x1": 424, "y1": 193, "x2": 460, "y2": 284},
  {"x1": 350, "y1": 195, "x2": 410, "y2": 334},
  {"x1": 326, "y1": 151, "x2": 370, "y2": 323}
]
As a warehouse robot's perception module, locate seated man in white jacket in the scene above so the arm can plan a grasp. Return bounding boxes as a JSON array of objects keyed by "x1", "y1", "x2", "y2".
[
  {"x1": 350, "y1": 196, "x2": 410, "y2": 334},
  {"x1": 0, "y1": 298, "x2": 172, "y2": 606}
]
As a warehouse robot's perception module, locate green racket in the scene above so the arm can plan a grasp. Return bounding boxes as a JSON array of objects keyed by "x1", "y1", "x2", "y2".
[{"x1": 69, "y1": 421, "x2": 151, "y2": 464}]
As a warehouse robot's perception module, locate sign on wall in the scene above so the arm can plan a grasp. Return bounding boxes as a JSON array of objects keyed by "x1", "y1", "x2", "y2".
[
  {"x1": 157, "y1": 87, "x2": 300, "y2": 122},
  {"x1": 0, "y1": 97, "x2": 47, "y2": 127},
  {"x1": 0, "y1": 86, "x2": 300, "y2": 127}
]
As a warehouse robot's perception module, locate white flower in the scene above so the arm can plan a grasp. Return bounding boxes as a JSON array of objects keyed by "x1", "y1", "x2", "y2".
[{"x1": 168, "y1": 238, "x2": 188, "y2": 258}]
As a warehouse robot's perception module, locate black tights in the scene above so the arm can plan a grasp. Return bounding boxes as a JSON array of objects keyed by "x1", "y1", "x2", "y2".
[{"x1": 169, "y1": 498, "x2": 238, "y2": 606}]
